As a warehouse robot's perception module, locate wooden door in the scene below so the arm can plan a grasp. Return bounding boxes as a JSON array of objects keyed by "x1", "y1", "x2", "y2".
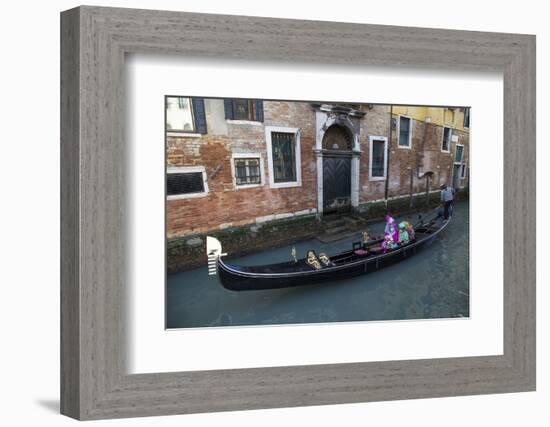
[{"x1": 323, "y1": 156, "x2": 351, "y2": 213}]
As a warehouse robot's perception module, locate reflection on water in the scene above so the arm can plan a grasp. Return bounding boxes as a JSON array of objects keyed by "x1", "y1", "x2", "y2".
[{"x1": 167, "y1": 202, "x2": 469, "y2": 328}]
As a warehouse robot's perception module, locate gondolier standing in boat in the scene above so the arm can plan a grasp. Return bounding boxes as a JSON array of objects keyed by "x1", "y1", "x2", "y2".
[{"x1": 440, "y1": 184, "x2": 455, "y2": 220}]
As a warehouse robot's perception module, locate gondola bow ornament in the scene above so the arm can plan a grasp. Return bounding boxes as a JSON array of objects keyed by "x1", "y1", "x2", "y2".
[{"x1": 206, "y1": 235, "x2": 226, "y2": 275}]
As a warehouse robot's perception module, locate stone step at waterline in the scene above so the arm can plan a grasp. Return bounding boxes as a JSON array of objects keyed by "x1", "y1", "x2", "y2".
[
  {"x1": 323, "y1": 225, "x2": 349, "y2": 235},
  {"x1": 316, "y1": 214, "x2": 369, "y2": 243},
  {"x1": 322, "y1": 217, "x2": 346, "y2": 226}
]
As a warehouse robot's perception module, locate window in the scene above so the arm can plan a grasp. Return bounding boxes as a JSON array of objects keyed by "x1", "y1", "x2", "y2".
[
  {"x1": 398, "y1": 116, "x2": 412, "y2": 148},
  {"x1": 233, "y1": 100, "x2": 254, "y2": 121},
  {"x1": 234, "y1": 157, "x2": 261, "y2": 186},
  {"x1": 442, "y1": 126, "x2": 452, "y2": 152},
  {"x1": 460, "y1": 163, "x2": 467, "y2": 179},
  {"x1": 224, "y1": 99, "x2": 264, "y2": 122},
  {"x1": 369, "y1": 136, "x2": 388, "y2": 180},
  {"x1": 166, "y1": 167, "x2": 208, "y2": 200},
  {"x1": 165, "y1": 97, "x2": 207, "y2": 134},
  {"x1": 272, "y1": 132, "x2": 296, "y2": 182},
  {"x1": 265, "y1": 126, "x2": 301, "y2": 188},
  {"x1": 455, "y1": 144, "x2": 464, "y2": 163},
  {"x1": 463, "y1": 107, "x2": 470, "y2": 128}
]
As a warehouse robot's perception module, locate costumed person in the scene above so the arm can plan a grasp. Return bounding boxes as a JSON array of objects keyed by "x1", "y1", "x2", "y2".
[
  {"x1": 398, "y1": 222, "x2": 410, "y2": 244},
  {"x1": 384, "y1": 212, "x2": 399, "y2": 244},
  {"x1": 382, "y1": 234, "x2": 396, "y2": 253}
]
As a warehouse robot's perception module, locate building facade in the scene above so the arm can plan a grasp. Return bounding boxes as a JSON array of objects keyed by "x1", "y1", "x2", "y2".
[{"x1": 166, "y1": 97, "x2": 470, "y2": 238}]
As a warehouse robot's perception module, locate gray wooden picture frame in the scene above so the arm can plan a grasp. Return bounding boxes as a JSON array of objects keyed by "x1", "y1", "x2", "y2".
[{"x1": 60, "y1": 5, "x2": 536, "y2": 420}]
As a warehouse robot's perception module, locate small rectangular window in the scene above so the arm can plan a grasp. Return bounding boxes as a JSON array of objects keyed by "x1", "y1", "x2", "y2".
[
  {"x1": 234, "y1": 158, "x2": 261, "y2": 185},
  {"x1": 371, "y1": 140, "x2": 386, "y2": 178},
  {"x1": 271, "y1": 132, "x2": 297, "y2": 183},
  {"x1": 398, "y1": 116, "x2": 411, "y2": 147},
  {"x1": 455, "y1": 145, "x2": 464, "y2": 163},
  {"x1": 442, "y1": 127, "x2": 452, "y2": 152},
  {"x1": 224, "y1": 99, "x2": 264, "y2": 122},
  {"x1": 232, "y1": 100, "x2": 255, "y2": 121},
  {"x1": 167, "y1": 171, "x2": 205, "y2": 196},
  {"x1": 460, "y1": 163, "x2": 467, "y2": 179},
  {"x1": 166, "y1": 97, "x2": 195, "y2": 132}
]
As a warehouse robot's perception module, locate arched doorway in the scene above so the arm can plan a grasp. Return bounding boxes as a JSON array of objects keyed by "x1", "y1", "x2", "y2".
[{"x1": 322, "y1": 125, "x2": 353, "y2": 214}]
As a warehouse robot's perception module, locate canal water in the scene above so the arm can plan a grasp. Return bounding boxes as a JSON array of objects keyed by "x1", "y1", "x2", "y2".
[{"x1": 166, "y1": 201, "x2": 469, "y2": 329}]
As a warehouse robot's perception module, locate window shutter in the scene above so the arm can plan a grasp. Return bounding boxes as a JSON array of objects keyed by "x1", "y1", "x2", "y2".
[
  {"x1": 254, "y1": 100, "x2": 264, "y2": 122},
  {"x1": 224, "y1": 99, "x2": 234, "y2": 120},
  {"x1": 191, "y1": 98, "x2": 207, "y2": 134}
]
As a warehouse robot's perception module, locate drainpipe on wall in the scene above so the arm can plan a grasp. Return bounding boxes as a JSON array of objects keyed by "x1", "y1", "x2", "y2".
[
  {"x1": 409, "y1": 168, "x2": 414, "y2": 209},
  {"x1": 413, "y1": 116, "x2": 430, "y2": 210},
  {"x1": 418, "y1": 117, "x2": 429, "y2": 178},
  {"x1": 426, "y1": 174, "x2": 431, "y2": 207},
  {"x1": 384, "y1": 105, "x2": 393, "y2": 206}
]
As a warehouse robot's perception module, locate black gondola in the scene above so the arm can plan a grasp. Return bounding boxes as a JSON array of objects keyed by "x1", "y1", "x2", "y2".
[{"x1": 207, "y1": 210, "x2": 450, "y2": 291}]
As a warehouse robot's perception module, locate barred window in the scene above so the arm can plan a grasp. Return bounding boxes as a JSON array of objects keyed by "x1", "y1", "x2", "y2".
[
  {"x1": 271, "y1": 132, "x2": 297, "y2": 183},
  {"x1": 234, "y1": 158, "x2": 261, "y2": 186}
]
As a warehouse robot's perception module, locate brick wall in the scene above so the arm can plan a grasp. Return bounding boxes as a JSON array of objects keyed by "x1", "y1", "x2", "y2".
[
  {"x1": 166, "y1": 100, "x2": 318, "y2": 238},
  {"x1": 167, "y1": 100, "x2": 470, "y2": 238},
  {"x1": 358, "y1": 105, "x2": 391, "y2": 202},
  {"x1": 358, "y1": 111, "x2": 470, "y2": 205}
]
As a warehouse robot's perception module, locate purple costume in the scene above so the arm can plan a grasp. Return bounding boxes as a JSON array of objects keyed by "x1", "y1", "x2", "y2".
[
  {"x1": 381, "y1": 214, "x2": 399, "y2": 253},
  {"x1": 384, "y1": 214, "x2": 399, "y2": 243}
]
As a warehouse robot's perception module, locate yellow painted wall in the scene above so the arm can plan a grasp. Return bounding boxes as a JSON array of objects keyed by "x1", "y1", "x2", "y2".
[{"x1": 391, "y1": 105, "x2": 470, "y2": 131}]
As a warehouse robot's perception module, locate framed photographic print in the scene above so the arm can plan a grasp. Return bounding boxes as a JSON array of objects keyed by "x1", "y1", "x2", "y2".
[
  {"x1": 61, "y1": 6, "x2": 535, "y2": 420},
  {"x1": 164, "y1": 96, "x2": 471, "y2": 329}
]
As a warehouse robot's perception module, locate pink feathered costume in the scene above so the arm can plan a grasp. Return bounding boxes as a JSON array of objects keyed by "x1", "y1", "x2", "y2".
[
  {"x1": 382, "y1": 214, "x2": 399, "y2": 252},
  {"x1": 384, "y1": 214, "x2": 399, "y2": 243}
]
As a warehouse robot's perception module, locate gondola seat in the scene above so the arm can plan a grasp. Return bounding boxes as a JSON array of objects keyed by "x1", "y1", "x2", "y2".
[
  {"x1": 368, "y1": 244, "x2": 383, "y2": 254},
  {"x1": 305, "y1": 250, "x2": 322, "y2": 270},
  {"x1": 352, "y1": 241, "x2": 369, "y2": 257},
  {"x1": 318, "y1": 252, "x2": 334, "y2": 267}
]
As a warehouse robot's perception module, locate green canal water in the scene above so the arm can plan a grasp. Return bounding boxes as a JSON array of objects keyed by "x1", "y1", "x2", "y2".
[{"x1": 166, "y1": 201, "x2": 469, "y2": 329}]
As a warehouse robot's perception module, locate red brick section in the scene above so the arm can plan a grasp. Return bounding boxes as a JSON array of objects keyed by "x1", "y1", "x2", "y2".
[{"x1": 166, "y1": 101, "x2": 318, "y2": 238}]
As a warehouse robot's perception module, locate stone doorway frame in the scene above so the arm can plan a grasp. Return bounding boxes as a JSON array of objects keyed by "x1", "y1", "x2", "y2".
[{"x1": 312, "y1": 104, "x2": 365, "y2": 215}]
